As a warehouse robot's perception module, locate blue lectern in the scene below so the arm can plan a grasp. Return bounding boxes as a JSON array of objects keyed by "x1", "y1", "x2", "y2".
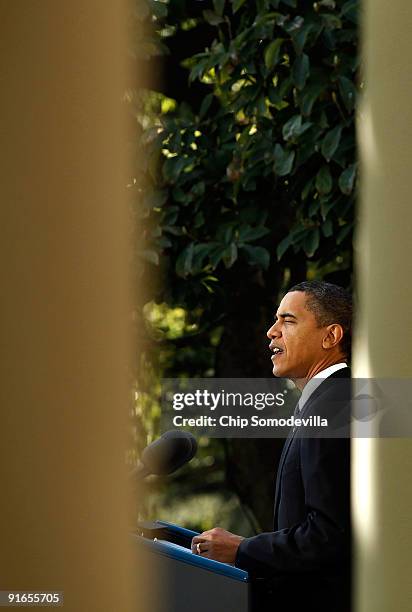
[{"x1": 133, "y1": 520, "x2": 250, "y2": 612}]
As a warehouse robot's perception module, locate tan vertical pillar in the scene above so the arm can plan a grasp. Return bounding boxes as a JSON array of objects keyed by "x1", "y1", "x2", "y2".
[
  {"x1": 354, "y1": 1, "x2": 412, "y2": 611},
  {"x1": 0, "y1": 3, "x2": 141, "y2": 611}
]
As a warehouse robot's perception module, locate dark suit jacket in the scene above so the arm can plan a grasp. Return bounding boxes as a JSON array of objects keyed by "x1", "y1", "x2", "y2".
[{"x1": 235, "y1": 368, "x2": 352, "y2": 612}]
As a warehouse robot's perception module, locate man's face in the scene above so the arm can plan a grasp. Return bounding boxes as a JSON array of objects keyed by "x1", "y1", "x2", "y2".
[{"x1": 267, "y1": 291, "x2": 327, "y2": 379}]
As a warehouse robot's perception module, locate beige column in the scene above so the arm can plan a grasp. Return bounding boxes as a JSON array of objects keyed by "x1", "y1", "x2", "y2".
[
  {"x1": 0, "y1": 3, "x2": 142, "y2": 611},
  {"x1": 354, "y1": 1, "x2": 412, "y2": 611}
]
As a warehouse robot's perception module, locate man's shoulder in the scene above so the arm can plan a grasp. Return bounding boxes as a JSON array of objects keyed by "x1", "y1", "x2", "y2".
[
  {"x1": 303, "y1": 367, "x2": 352, "y2": 428},
  {"x1": 312, "y1": 367, "x2": 351, "y2": 400},
  {"x1": 329, "y1": 366, "x2": 351, "y2": 379}
]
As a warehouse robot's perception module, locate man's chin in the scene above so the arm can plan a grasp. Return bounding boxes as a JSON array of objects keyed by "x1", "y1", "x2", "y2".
[{"x1": 272, "y1": 366, "x2": 284, "y2": 378}]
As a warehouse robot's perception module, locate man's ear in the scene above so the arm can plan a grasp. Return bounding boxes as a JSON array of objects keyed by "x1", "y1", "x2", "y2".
[{"x1": 322, "y1": 324, "x2": 344, "y2": 350}]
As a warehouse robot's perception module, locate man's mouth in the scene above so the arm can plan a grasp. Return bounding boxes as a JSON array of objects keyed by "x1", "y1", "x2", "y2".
[{"x1": 270, "y1": 346, "x2": 284, "y2": 359}]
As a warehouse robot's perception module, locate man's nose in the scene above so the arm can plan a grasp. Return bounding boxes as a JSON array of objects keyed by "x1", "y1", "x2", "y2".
[{"x1": 267, "y1": 322, "x2": 280, "y2": 339}]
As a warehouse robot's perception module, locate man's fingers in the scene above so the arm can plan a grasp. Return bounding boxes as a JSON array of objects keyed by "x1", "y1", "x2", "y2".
[
  {"x1": 191, "y1": 536, "x2": 205, "y2": 554},
  {"x1": 200, "y1": 549, "x2": 212, "y2": 559},
  {"x1": 191, "y1": 536, "x2": 211, "y2": 555}
]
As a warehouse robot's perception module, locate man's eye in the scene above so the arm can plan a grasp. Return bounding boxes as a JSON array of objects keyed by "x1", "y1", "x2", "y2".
[{"x1": 284, "y1": 320, "x2": 295, "y2": 324}]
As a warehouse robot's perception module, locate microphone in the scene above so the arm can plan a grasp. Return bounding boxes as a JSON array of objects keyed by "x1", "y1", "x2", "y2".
[{"x1": 132, "y1": 430, "x2": 197, "y2": 480}]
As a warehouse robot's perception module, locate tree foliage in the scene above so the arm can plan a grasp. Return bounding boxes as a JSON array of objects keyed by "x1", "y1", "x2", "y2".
[{"x1": 135, "y1": 0, "x2": 357, "y2": 311}]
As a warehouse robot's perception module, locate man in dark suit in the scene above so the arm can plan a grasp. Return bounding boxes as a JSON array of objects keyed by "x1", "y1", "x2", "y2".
[{"x1": 191, "y1": 281, "x2": 352, "y2": 612}]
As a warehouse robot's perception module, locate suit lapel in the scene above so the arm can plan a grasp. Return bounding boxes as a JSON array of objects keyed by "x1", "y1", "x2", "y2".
[{"x1": 273, "y1": 411, "x2": 298, "y2": 528}]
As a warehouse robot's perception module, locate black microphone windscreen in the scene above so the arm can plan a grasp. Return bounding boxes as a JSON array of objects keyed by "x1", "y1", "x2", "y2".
[{"x1": 141, "y1": 430, "x2": 197, "y2": 476}]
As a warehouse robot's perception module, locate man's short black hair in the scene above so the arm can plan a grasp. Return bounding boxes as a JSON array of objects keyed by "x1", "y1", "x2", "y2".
[{"x1": 288, "y1": 280, "x2": 352, "y2": 359}]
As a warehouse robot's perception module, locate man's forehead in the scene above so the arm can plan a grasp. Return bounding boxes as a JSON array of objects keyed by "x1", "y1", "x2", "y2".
[{"x1": 276, "y1": 291, "x2": 308, "y2": 316}]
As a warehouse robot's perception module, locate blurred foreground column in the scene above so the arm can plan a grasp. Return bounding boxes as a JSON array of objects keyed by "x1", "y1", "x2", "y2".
[
  {"x1": 354, "y1": 1, "x2": 412, "y2": 611},
  {"x1": 0, "y1": 3, "x2": 142, "y2": 611}
]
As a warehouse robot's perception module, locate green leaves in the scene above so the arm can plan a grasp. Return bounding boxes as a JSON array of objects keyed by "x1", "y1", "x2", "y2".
[
  {"x1": 303, "y1": 228, "x2": 320, "y2": 257},
  {"x1": 145, "y1": 189, "x2": 168, "y2": 209},
  {"x1": 264, "y1": 39, "x2": 284, "y2": 70},
  {"x1": 173, "y1": 220, "x2": 272, "y2": 277},
  {"x1": 232, "y1": 0, "x2": 247, "y2": 13},
  {"x1": 276, "y1": 234, "x2": 293, "y2": 260},
  {"x1": 337, "y1": 223, "x2": 352, "y2": 245},
  {"x1": 341, "y1": 0, "x2": 358, "y2": 24},
  {"x1": 223, "y1": 243, "x2": 238, "y2": 268},
  {"x1": 176, "y1": 243, "x2": 194, "y2": 278},
  {"x1": 338, "y1": 76, "x2": 357, "y2": 112},
  {"x1": 149, "y1": 0, "x2": 168, "y2": 19},
  {"x1": 318, "y1": 0, "x2": 336, "y2": 8},
  {"x1": 274, "y1": 144, "x2": 295, "y2": 176},
  {"x1": 213, "y1": 0, "x2": 225, "y2": 16},
  {"x1": 199, "y1": 93, "x2": 214, "y2": 118},
  {"x1": 139, "y1": 0, "x2": 357, "y2": 308},
  {"x1": 276, "y1": 224, "x2": 322, "y2": 260},
  {"x1": 203, "y1": 10, "x2": 225, "y2": 26},
  {"x1": 316, "y1": 165, "x2": 333, "y2": 195},
  {"x1": 292, "y1": 53, "x2": 310, "y2": 89},
  {"x1": 141, "y1": 249, "x2": 160, "y2": 266},
  {"x1": 299, "y1": 82, "x2": 325, "y2": 115},
  {"x1": 163, "y1": 156, "x2": 194, "y2": 183},
  {"x1": 339, "y1": 163, "x2": 357, "y2": 194},
  {"x1": 292, "y1": 21, "x2": 321, "y2": 54},
  {"x1": 322, "y1": 218, "x2": 333, "y2": 237},
  {"x1": 282, "y1": 115, "x2": 312, "y2": 142},
  {"x1": 241, "y1": 245, "x2": 270, "y2": 269},
  {"x1": 321, "y1": 125, "x2": 342, "y2": 161},
  {"x1": 238, "y1": 225, "x2": 271, "y2": 241}
]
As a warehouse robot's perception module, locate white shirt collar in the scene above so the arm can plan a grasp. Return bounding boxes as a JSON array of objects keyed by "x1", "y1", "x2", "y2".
[{"x1": 297, "y1": 362, "x2": 348, "y2": 412}]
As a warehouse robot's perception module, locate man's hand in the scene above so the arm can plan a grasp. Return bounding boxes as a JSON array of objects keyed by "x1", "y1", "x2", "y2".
[{"x1": 191, "y1": 527, "x2": 244, "y2": 563}]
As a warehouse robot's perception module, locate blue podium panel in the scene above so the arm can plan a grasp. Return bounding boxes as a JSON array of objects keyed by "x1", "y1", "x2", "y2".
[{"x1": 133, "y1": 522, "x2": 250, "y2": 612}]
